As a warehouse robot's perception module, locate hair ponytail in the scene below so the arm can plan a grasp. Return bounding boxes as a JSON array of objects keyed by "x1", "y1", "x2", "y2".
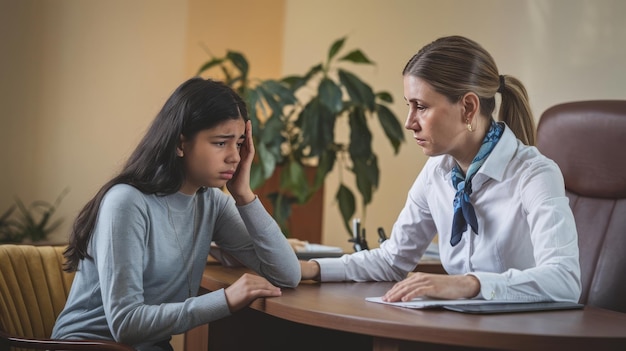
[{"x1": 498, "y1": 75, "x2": 536, "y2": 146}]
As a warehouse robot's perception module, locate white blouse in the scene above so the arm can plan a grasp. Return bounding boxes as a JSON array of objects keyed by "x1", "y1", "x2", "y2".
[{"x1": 316, "y1": 126, "x2": 581, "y2": 302}]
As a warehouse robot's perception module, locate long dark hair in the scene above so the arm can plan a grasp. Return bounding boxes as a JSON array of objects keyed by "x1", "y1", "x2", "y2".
[
  {"x1": 63, "y1": 77, "x2": 248, "y2": 272},
  {"x1": 403, "y1": 35, "x2": 536, "y2": 145}
]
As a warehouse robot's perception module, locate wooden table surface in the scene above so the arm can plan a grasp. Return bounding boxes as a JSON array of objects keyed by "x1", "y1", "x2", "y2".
[{"x1": 197, "y1": 263, "x2": 626, "y2": 351}]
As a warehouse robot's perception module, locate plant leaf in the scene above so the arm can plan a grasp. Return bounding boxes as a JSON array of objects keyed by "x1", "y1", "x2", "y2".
[
  {"x1": 339, "y1": 49, "x2": 374, "y2": 64},
  {"x1": 267, "y1": 192, "x2": 293, "y2": 235},
  {"x1": 348, "y1": 108, "x2": 373, "y2": 158},
  {"x1": 43, "y1": 218, "x2": 63, "y2": 236},
  {"x1": 196, "y1": 57, "x2": 225, "y2": 76},
  {"x1": 1, "y1": 205, "x2": 15, "y2": 222},
  {"x1": 328, "y1": 37, "x2": 346, "y2": 62},
  {"x1": 260, "y1": 79, "x2": 298, "y2": 105},
  {"x1": 226, "y1": 51, "x2": 249, "y2": 81},
  {"x1": 219, "y1": 65, "x2": 233, "y2": 86},
  {"x1": 259, "y1": 113, "x2": 285, "y2": 144},
  {"x1": 352, "y1": 155, "x2": 379, "y2": 206},
  {"x1": 318, "y1": 77, "x2": 343, "y2": 114},
  {"x1": 376, "y1": 91, "x2": 394, "y2": 103},
  {"x1": 244, "y1": 88, "x2": 261, "y2": 132},
  {"x1": 335, "y1": 184, "x2": 356, "y2": 235},
  {"x1": 14, "y1": 198, "x2": 35, "y2": 227},
  {"x1": 256, "y1": 85, "x2": 285, "y2": 123},
  {"x1": 281, "y1": 75, "x2": 307, "y2": 91},
  {"x1": 0, "y1": 205, "x2": 20, "y2": 243},
  {"x1": 376, "y1": 103, "x2": 405, "y2": 154},
  {"x1": 304, "y1": 63, "x2": 323, "y2": 82},
  {"x1": 338, "y1": 69, "x2": 375, "y2": 110},
  {"x1": 297, "y1": 98, "x2": 335, "y2": 157},
  {"x1": 248, "y1": 86, "x2": 274, "y2": 123},
  {"x1": 256, "y1": 142, "x2": 277, "y2": 180},
  {"x1": 9, "y1": 189, "x2": 68, "y2": 242},
  {"x1": 54, "y1": 187, "x2": 70, "y2": 208},
  {"x1": 250, "y1": 162, "x2": 265, "y2": 190},
  {"x1": 280, "y1": 161, "x2": 309, "y2": 204},
  {"x1": 314, "y1": 149, "x2": 337, "y2": 189}
]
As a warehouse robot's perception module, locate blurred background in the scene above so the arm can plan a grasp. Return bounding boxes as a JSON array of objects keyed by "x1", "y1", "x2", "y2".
[{"x1": 2, "y1": 0, "x2": 625, "y2": 252}]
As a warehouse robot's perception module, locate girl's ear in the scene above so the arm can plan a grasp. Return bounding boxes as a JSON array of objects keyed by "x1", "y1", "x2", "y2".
[{"x1": 176, "y1": 134, "x2": 185, "y2": 158}]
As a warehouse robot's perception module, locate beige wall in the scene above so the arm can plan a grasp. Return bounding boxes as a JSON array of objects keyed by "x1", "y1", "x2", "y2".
[
  {"x1": 0, "y1": 0, "x2": 189, "y2": 244},
  {"x1": 2, "y1": 0, "x2": 625, "y2": 252},
  {"x1": 282, "y1": 0, "x2": 626, "y2": 251},
  {"x1": 186, "y1": 0, "x2": 285, "y2": 79}
]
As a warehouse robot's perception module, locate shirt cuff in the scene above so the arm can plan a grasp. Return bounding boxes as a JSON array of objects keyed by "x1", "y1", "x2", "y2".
[
  {"x1": 466, "y1": 272, "x2": 501, "y2": 300},
  {"x1": 235, "y1": 194, "x2": 259, "y2": 208},
  {"x1": 191, "y1": 288, "x2": 232, "y2": 323},
  {"x1": 313, "y1": 257, "x2": 347, "y2": 282}
]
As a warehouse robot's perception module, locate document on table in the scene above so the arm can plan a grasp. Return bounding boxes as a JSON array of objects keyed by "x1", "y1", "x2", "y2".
[
  {"x1": 366, "y1": 297, "x2": 585, "y2": 314},
  {"x1": 365, "y1": 296, "x2": 526, "y2": 309}
]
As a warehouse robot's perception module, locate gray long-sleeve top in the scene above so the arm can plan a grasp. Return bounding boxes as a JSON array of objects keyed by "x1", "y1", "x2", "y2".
[{"x1": 52, "y1": 184, "x2": 300, "y2": 350}]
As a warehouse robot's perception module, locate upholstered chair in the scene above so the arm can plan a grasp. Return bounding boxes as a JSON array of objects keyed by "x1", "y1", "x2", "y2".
[
  {"x1": 536, "y1": 100, "x2": 626, "y2": 313},
  {"x1": 0, "y1": 244, "x2": 134, "y2": 350}
]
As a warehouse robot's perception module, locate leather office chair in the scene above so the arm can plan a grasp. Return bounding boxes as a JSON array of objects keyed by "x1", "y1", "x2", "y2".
[
  {"x1": 0, "y1": 244, "x2": 134, "y2": 350},
  {"x1": 536, "y1": 100, "x2": 626, "y2": 313}
]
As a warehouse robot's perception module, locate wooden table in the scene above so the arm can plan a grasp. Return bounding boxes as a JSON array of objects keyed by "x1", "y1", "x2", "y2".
[{"x1": 185, "y1": 263, "x2": 626, "y2": 351}]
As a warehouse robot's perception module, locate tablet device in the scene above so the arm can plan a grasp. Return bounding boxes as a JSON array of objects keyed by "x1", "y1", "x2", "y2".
[{"x1": 443, "y1": 301, "x2": 584, "y2": 314}]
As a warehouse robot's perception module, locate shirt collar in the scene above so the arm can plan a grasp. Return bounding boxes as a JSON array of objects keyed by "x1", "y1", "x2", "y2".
[
  {"x1": 479, "y1": 124, "x2": 517, "y2": 183},
  {"x1": 435, "y1": 123, "x2": 518, "y2": 185}
]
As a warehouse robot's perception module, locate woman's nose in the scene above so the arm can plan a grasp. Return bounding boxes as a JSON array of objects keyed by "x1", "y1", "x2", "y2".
[{"x1": 405, "y1": 112, "x2": 418, "y2": 130}]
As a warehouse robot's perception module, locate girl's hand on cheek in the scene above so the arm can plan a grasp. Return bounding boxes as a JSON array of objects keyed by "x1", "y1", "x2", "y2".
[{"x1": 227, "y1": 120, "x2": 255, "y2": 205}]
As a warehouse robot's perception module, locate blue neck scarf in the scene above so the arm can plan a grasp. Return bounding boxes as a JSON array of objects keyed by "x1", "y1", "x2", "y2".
[{"x1": 450, "y1": 120, "x2": 504, "y2": 246}]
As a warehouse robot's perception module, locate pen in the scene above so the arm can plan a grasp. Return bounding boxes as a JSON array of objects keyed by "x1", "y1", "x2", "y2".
[
  {"x1": 351, "y1": 218, "x2": 362, "y2": 252},
  {"x1": 352, "y1": 218, "x2": 360, "y2": 242},
  {"x1": 361, "y1": 228, "x2": 369, "y2": 250},
  {"x1": 377, "y1": 227, "x2": 387, "y2": 243}
]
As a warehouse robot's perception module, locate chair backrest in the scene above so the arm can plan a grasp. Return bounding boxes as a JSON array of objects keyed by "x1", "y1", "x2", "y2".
[
  {"x1": 0, "y1": 244, "x2": 74, "y2": 339},
  {"x1": 536, "y1": 100, "x2": 626, "y2": 313}
]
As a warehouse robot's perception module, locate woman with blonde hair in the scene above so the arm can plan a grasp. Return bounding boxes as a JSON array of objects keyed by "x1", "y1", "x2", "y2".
[{"x1": 301, "y1": 35, "x2": 581, "y2": 303}]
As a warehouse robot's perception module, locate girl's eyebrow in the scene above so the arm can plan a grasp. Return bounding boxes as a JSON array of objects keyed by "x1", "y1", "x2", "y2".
[{"x1": 210, "y1": 134, "x2": 246, "y2": 140}]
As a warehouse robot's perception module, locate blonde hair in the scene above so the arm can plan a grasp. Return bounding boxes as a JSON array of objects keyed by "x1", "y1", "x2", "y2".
[{"x1": 403, "y1": 36, "x2": 536, "y2": 145}]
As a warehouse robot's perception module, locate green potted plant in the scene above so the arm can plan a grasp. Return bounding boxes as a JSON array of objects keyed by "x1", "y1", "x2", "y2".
[
  {"x1": 0, "y1": 205, "x2": 20, "y2": 243},
  {"x1": 0, "y1": 189, "x2": 68, "y2": 244},
  {"x1": 197, "y1": 37, "x2": 405, "y2": 236}
]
